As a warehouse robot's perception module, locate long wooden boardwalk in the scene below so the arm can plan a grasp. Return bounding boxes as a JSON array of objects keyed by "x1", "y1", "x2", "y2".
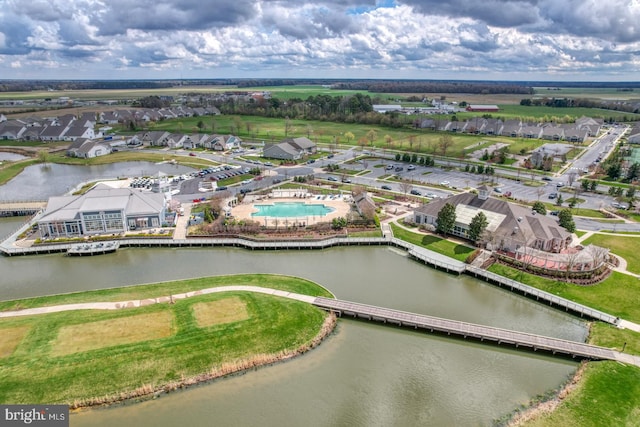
[
  {"x1": 0, "y1": 201, "x2": 46, "y2": 216},
  {"x1": 312, "y1": 297, "x2": 637, "y2": 364}
]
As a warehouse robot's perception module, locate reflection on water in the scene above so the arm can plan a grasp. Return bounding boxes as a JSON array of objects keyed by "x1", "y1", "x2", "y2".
[{"x1": 0, "y1": 236, "x2": 585, "y2": 427}]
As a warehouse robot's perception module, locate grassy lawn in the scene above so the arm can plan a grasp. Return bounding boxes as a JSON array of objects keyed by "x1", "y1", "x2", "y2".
[
  {"x1": 48, "y1": 152, "x2": 213, "y2": 169},
  {"x1": 523, "y1": 361, "x2": 640, "y2": 427},
  {"x1": 390, "y1": 223, "x2": 474, "y2": 261},
  {"x1": 0, "y1": 274, "x2": 331, "y2": 405},
  {"x1": 0, "y1": 274, "x2": 332, "y2": 311},
  {"x1": 582, "y1": 234, "x2": 640, "y2": 275},
  {"x1": 487, "y1": 265, "x2": 640, "y2": 325},
  {"x1": 0, "y1": 159, "x2": 39, "y2": 185}
]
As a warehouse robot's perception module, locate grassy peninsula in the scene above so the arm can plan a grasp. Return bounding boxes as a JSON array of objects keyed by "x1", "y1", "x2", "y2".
[{"x1": 0, "y1": 274, "x2": 334, "y2": 407}]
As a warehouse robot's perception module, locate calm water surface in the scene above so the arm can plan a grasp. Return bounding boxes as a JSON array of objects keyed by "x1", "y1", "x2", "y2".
[
  {"x1": 0, "y1": 226, "x2": 584, "y2": 427},
  {"x1": 1, "y1": 161, "x2": 194, "y2": 200},
  {"x1": 0, "y1": 152, "x2": 27, "y2": 161}
]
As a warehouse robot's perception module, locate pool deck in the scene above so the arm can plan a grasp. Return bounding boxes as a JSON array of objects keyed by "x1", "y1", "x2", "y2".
[{"x1": 232, "y1": 196, "x2": 352, "y2": 226}]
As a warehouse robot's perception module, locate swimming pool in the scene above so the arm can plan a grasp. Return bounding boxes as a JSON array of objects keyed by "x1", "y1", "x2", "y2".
[{"x1": 251, "y1": 202, "x2": 335, "y2": 218}]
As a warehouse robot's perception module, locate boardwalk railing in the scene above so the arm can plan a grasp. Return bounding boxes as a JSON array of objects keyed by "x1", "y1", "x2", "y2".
[
  {"x1": 0, "y1": 233, "x2": 623, "y2": 327},
  {"x1": 465, "y1": 266, "x2": 618, "y2": 325},
  {"x1": 313, "y1": 297, "x2": 620, "y2": 362}
]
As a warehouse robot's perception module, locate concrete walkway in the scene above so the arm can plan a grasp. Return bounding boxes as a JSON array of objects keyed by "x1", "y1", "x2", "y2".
[
  {"x1": 0, "y1": 285, "x2": 317, "y2": 318},
  {"x1": 172, "y1": 203, "x2": 192, "y2": 240}
]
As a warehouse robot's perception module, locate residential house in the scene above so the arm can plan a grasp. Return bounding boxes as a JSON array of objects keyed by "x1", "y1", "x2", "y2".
[
  {"x1": 575, "y1": 116, "x2": 603, "y2": 136},
  {"x1": 413, "y1": 185, "x2": 571, "y2": 253},
  {"x1": 63, "y1": 126, "x2": 96, "y2": 141},
  {"x1": 0, "y1": 122, "x2": 26, "y2": 140},
  {"x1": 39, "y1": 124, "x2": 69, "y2": 141},
  {"x1": 66, "y1": 139, "x2": 112, "y2": 158},
  {"x1": 627, "y1": 124, "x2": 640, "y2": 144},
  {"x1": 140, "y1": 131, "x2": 170, "y2": 147},
  {"x1": 263, "y1": 142, "x2": 302, "y2": 160},
  {"x1": 183, "y1": 134, "x2": 208, "y2": 149},
  {"x1": 166, "y1": 133, "x2": 187, "y2": 149},
  {"x1": 77, "y1": 112, "x2": 97, "y2": 128},
  {"x1": 541, "y1": 126, "x2": 565, "y2": 141},
  {"x1": 209, "y1": 134, "x2": 242, "y2": 151},
  {"x1": 38, "y1": 184, "x2": 166, "y2": 238},
  {"x1": 99, "y1": 111, "x2": 119, "y2": 125},
  {"x1": 520, "y1": 125, "x2": 543, "y2": 139}
]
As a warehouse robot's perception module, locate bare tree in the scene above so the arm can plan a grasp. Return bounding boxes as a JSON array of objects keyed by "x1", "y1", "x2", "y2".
[
  {"x1": 399, "y1": 180, "x2": 413, "y2": 197},
  {"x1": 564, "y1": 251, "x2": 581, "y2": 280},
  {"x1": 438, "y1": 134, "x2": 454, "y2": 157},
  {"x1": 567, "y1": 172, "x2": 577, "y2": 187},
  {"x1": 587, "y1": 245, "x2": 610, "y2": 269}
]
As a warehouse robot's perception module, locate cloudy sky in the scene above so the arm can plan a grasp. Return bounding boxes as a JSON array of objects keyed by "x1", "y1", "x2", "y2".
[{"x1": 1, "y1": 0, "x2": 640, "y2": 81}]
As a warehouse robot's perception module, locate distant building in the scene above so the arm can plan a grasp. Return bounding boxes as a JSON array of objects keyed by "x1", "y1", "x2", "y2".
[
  {"x1": 466, "y1": 105, "x2": 500, "y2": 112},
  {"x1": 263, "y1": 137, "x2": 316, "y2": 160},
  {"x1": 38, "y1": 184, "x2": 166, "y2": 238}
]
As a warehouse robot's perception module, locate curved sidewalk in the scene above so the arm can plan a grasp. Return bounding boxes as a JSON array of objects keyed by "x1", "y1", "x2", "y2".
[{"x1": 0, "y1": 286, "x2": 316, "y2": 318}]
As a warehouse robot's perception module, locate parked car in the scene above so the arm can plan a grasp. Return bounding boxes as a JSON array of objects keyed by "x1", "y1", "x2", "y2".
[
  {"x1": 342, "y1": 178, "x2": 352, "y2": 183},
  {"x1": 542, "y1": 176, "x2": 552, "y2": 181},
  {"x1": 410, "y1": 189, "x2": 422, "y2": 196},
  {"x1": 549, "y1": 210, "x2": 559, "y2": 216},
  {"x1": 407, "y1": 165, "x2": 416, "y2": 171},
  {"x1": 189, "y1": 152, "x2": 197, "y2": 156},
  {"x1": 381, "y1": 185, "x2": 392, "y2": 190},
  {"x1": 494, "y1": 187, "x2": 502, "y2": 193},
  {"x1": 548, "y1": 193, "x2": 557, "y2": 199},
  {"x1": 327, "y1": 176, "x2": 338, "y2": 182},
  {"x1": 395, "y1": 167, "x2": 404, "y2": 172},
  {"x1": 556, "y1": 182, "x2": 564, "y2": 187},
  {"x1": 426, "y1": 193, "x2": 437, "y2": 198},
  {"x1": 327, "y1": 154, "x2": 335, "y2": 158},
  {"x1": 440, "y1": 181, "x2": 450, "y2": 186},
  {"x1": 385, "y1": 164, "x2": 394, "y2": 170}
]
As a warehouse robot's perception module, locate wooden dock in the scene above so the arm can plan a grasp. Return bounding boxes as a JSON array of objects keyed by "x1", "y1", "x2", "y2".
[
  {"x1": 312, "y1": 297, "x2": 622, "y2": 362},
  {"x1": 67, "y1": 241, "x2": 119, "y2": 256},
  {"x1": 0, "y1": 201, "x2": 46, "y2": 217}
]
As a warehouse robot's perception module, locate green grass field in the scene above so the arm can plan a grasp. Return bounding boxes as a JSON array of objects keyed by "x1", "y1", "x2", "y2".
[
  {"x1": 582, "y1": 233, "x2": 640, "y2": 275},
  {"x1": 0, "y1": 274, "x2": 332, "y2": 405},
  {"x1": 522, "y1": 361, "x2": 640, "y2": 427},
  {"x1": 389, "y1": 223, "x2": 474, "y2": 261}
]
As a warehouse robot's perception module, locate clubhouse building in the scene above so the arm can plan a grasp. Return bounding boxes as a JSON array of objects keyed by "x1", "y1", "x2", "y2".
[
  {"x1": 413, "y1": 186, "x2": 572, "y2": 253},
  {"x1": 38, "y1": 184, "x2": 166, "y2": 239}
]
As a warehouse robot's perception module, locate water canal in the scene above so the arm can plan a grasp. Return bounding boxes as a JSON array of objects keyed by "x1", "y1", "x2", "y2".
[{"x1": 0, "y1": 220, "x2": 585, "y2": 426}]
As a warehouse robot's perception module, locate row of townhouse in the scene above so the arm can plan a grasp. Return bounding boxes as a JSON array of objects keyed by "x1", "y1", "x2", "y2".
[
  {"x1": 99, "y1": 106, "x2": 220, "y2": 125},
  {"x1": 0, "y1": 113, "x2": 97, "y2": 142},
  {"x1": 131, "y1": 131, "x2": 241, "y2": 151},
  {"x1": 418, "y1": 116, "x2": 603, "y2": 143}
]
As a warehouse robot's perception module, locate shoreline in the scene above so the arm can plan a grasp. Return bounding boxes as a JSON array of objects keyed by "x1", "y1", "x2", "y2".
[
  {"x1": 506, "y1": 361, "x2": 587, "y2": 426},
  {"x1": 70, "y1": 311, "x2": 337, "y2": 411}
]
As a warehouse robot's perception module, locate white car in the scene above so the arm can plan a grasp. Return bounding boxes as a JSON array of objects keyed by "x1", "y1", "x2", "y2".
[{"x1": 440, "y1": 181, "x2": 450, "y2": 186}]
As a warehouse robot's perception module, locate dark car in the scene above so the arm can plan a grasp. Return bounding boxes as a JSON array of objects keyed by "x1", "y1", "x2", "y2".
[
  {"x1": 381, "y1": 185, "x2": 392, "y2": 190},
  {"x1": 327, "y1": 154, "x2": 335, "y2": 158},
  {"x1": 548, "y1": 193, "x2": 557, "y2": 199},
  {"x1": 216, "y1": 186, "x2": 228, "y2": 191},
  {"x1": 410, "y1": 189, "x2": 422, "y2": 196},
  {"x1": 542, "y1": 176, "x2": 552, "y2": 181},
  {"x1": 327, "y1": 176, "x2": 338, "y2": 182},
  {"x1": 549, "y1": 210, "x2": 559, "y2": 216}
]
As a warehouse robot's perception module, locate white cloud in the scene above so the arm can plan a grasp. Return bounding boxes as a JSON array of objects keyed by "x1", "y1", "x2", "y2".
[{"x1": 1, "y1": 0, "x2": 640, "y2": 79}]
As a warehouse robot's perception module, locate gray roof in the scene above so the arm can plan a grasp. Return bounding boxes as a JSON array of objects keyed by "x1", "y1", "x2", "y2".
[
  {"x1": 40, "y1": 184, "x2": 165, "y2": 223},
  {"x1": 415, "y1": 193, "x2": 570, "y2": 243}
]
